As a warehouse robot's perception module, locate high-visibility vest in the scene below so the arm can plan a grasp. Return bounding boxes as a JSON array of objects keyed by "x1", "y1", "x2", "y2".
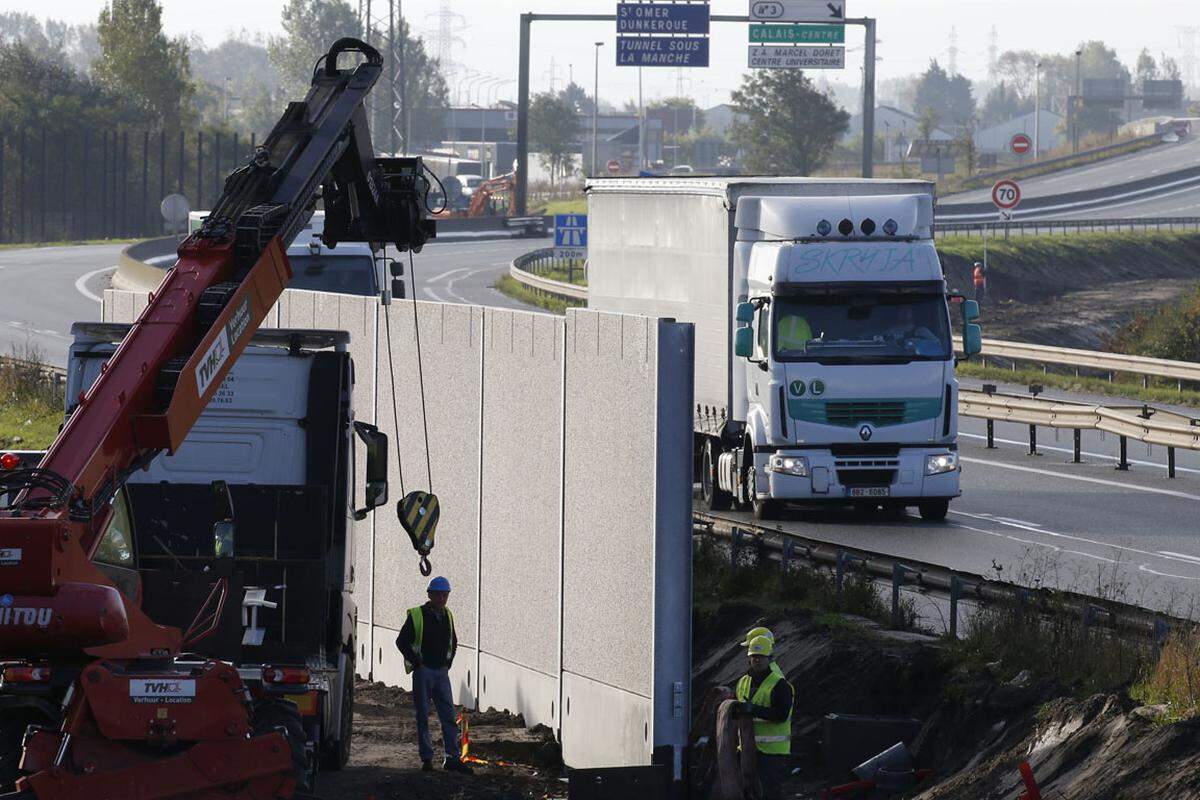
[
  {"x1": 735, "y1": 667, "x2": 792, "y2": 755},
  {"x1": 777, "y1": 315, "x2": 812, "y2": 352},
  {"x1": 973, "y1": 266, "x2": 986, "y2": 287},
  {"x1": 403, "y1": 606, "x2": 455, "y2": 674}
]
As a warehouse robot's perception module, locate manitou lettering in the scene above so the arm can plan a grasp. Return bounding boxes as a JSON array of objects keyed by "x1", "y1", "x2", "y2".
[{"x1": 0, "y1": 606, "x2": 53, "y2": 627}]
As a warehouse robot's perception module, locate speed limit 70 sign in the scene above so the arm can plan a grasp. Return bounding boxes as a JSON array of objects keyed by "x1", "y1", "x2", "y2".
[{"x1": 991, "y1": 179, "x2": 1021, "y2": 210}]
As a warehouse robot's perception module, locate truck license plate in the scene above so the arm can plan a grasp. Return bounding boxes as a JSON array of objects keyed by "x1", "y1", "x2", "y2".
[{"x1": 848, "y1": 487, "x2": 890, "y2": 498}]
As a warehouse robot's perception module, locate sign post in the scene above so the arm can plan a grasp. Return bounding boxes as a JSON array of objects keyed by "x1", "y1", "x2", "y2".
[{"x1": 991, "y1": 179, "x2": 1021, "y2": 238}]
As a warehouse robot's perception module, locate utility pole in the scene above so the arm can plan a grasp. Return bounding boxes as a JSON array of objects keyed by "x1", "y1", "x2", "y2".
[
  {"x1": 1080, "y1": 47, "x2": 1089, "y2": 153},
  {"x1": 1034, "y1": 61, "x2": 1042, "y2": 161},
  {"x1": 862, "y1": 18, "x2": 877, "y2": 177},
  {"x1": 638, "y1": 67, "x2": 644, "y2": 172},
  {"x1": 592, "y1": 41, "x2": 603, "y2": 177}
]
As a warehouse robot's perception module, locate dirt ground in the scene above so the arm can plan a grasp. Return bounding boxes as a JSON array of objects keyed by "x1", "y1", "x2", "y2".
[
  {"x1": 315, "y1": 680, "x2": 566, "y2": 800},
  {"x1": 980, "y1": 278, "x2": 1196, "y2": 350}
]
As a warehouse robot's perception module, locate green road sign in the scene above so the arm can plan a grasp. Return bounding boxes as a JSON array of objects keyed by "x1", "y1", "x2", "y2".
[{"x1": 748, "y1": 23, "x2": 844, "y2": 44}]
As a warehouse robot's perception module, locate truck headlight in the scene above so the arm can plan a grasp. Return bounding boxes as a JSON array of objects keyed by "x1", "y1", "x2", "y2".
[
  {"x1": 925, "y1": 453, "x2": 959, "y2": 476},
  {"x1": 767, "y1": 455, "x2": 808, "y2": 477}
]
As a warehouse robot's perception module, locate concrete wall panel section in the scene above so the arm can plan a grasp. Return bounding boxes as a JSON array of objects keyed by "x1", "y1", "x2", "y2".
[
  {"x1": 562, "y1": 310, "x2": 658, "y2": 699},
  {"x1": 478, "y1": 653, "x2": 558, "y2": 730},
  {"x1": 372, "y1": 302, "x2": 483, "y2": 648},
  {"x1": 560, "y1": 670, "x2": 652, "y2": 768},
  {"x1": 478, "y1": 309, "x2": 563, "y2": 678}
]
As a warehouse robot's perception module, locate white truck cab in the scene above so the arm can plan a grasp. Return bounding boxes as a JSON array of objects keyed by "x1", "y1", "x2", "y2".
[{"x1": 586, "y1": 177, "x2": 981, "y2": 521}]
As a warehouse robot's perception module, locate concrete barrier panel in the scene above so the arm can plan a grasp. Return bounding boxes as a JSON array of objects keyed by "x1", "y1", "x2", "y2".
[
  {"x1": 477, "y1": 309, "x2": 564, "y2": 726},
  {"x1": 372, "y1": 301, "x2": 483, "y2": 704}
]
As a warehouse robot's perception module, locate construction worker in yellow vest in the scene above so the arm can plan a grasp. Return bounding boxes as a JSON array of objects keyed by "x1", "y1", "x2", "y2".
[
  {"x1": 776, "y1": 313, "x2": 812, "y2": 355},
  {"x1": 733, "y1": 635, "x2": 794, "y2": 800},
  {"x1": 395, "y1": 576, "x2": 472, "y2": 774}
]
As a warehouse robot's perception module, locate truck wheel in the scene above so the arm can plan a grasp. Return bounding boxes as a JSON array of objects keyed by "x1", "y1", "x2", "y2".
[
  {"x1": 321, "y1": 655, "x2": 355, "y2": 771},
  {"x1": 701, "y1": 440, "x2": 731, "y2": 512},
  {"x1": 252, "y1": 698, "x2": 313, "y2": 791},
  {"x1": 918, "y1": 500, "x2": 949, "y2": 521}
]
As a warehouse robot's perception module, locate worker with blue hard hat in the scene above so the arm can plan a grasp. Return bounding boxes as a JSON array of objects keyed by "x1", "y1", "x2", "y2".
[{"x1": 396, "y1": 576, "x2": 472, "y2": 774}]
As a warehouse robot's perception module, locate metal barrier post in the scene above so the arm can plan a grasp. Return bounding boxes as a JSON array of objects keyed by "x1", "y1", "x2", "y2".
[
  {"x1": 1028, "y1": 424, "x2": 1038, "y2": 455},
  {"x1": 1116, "y1": 436, "x2": 1130, "y2": 471},
  {"x1": 1168, "y1": 447, "x2": 1176, "y2": 479},
  {"x1": 1073, "y1": 429, "x2": 1081, "y2": 463},
  {"x1": 730, "y1": 526, "x2": 743, "y2": 566},
  {"x1": 835, "y1": 549, "x2": 846, "y2": 593},
  {"x1": 891, "y1": 564, "x2": 917, "y2": 629},
  {"x1": 986, "y1": 419, "x2": 995, "y2": 449},
  {"x1": 949, "y1": 575, "x2": 960, "y2": 639},
  {"x1": 781, "y1": 536, "x2": 794, "y2": 569}
]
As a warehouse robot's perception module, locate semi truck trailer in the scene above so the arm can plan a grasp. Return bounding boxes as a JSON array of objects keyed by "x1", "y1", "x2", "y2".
[{"x1": 586, "y1": 177, "x2": 981, "y2": 521}]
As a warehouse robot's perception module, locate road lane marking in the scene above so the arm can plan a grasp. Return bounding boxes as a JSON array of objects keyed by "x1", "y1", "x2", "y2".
[
  {"x1": 961, "y1": 456, "x2": 1200, "y2": 501},
  {"x1": 1138, "y1": 565, "x2": 1200, "y2": 581},
  {"x1": 960, "y1": 431, "x2": 1200, "y2": 475},
  {"x1": 1158, "y1": 551, "x2": 1200, "y2": 565},
  {"x1": 75, "y1": 265, "x2": 117, "y2": 303},
  {"x1": 446, "y1": 265, "x2": 504, "y2": 305},
  {"x1": 951, "y1": 509, "x2": 1200, "y2": 570},
  {"x1": 428, "y1": 267, "x2": 470, "y2": 284}
]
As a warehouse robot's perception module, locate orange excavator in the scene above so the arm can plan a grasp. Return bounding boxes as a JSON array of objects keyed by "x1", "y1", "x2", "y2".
[
  {"x1": 0, "y1": 38, "x2": 433, "y2": 800},
  {"x1": 434, "y1": 172, "x2": 515, "y2": 218}
]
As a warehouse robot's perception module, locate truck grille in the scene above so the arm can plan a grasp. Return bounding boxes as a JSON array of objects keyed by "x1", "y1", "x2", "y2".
[
  {"x1": 825, "y1": 401, "x2": 906, "y2": 426},
  {"x1": 837, "y1": 469, "x2": 896, "y2": 487}
]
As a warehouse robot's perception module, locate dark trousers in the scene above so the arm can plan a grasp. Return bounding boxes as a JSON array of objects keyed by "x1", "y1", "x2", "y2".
[
  {"x1": 756, "y1": 752, "x2": 788, "y2": 800},
  {"x1": 412, "y1": 665, "x2": 461, "y2": 763}
]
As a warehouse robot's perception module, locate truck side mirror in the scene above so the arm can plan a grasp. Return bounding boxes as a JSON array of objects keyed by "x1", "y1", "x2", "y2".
[
  {"x1": 392, "y1": 278, "x2": 406, "y2": 299},
  {"x1": 963, "y1": 323, "x2": 983, "y2": 358},
  {"x1": 735, "y1": 302, "x2": 755, "y2": 324},
  {"x1": 354, "y1": 421, "x2": 389, "y2": 521},
  {"x1": 390, "y1": 260, "x2": 404, "y2": 277},
  {"x1": 211, "y1": 480, "x2": 235, "y2": 558},
  {"x1": 962, "y1": 299, "x2": 980, "y2": 322},
  {"x1": 734, "y1": 327, "x2": 754, "y2": 358}
]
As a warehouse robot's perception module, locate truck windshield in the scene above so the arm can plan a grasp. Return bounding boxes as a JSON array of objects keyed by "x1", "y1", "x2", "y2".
[
  {"x1": 773, "y1": 293, "x2": 951, "y2": 363},
  {"x1": 287, "y1": 254, "x2": 377, "y2": 296}
]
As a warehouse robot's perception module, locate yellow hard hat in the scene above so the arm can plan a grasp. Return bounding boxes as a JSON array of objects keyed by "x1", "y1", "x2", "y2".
[
  {"x1": 740, "y1": 626, "x2": 774, "y2": 647},
  {"x1": 747, "y1": 635, "x2": 774, "y2": 657}
]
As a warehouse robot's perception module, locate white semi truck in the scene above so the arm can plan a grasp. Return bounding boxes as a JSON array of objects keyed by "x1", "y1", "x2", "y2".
[{"x1": 586, "y1": 177, "x2": 981, "y2": 521}]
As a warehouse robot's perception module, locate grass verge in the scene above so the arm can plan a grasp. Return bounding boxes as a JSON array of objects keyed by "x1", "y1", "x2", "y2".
[
  {"x1": 1132, "y1": 629, "x2": 1200, "y2": 722},
  {"x1": 0, "y1": 348, "x2": 64, "y2": 450},
  {"x1": 537, "y1": 198, "x2": 587, "y2": 216},
  {"x1": 493, "y1": 275, "x2": 584, "y2": 315},
  {"x1": 956, "y1": 361, "x2": 1200, "y2": 409},
  {"x1": 0, "y1": 237, "x2": 139, "y2": 251}
]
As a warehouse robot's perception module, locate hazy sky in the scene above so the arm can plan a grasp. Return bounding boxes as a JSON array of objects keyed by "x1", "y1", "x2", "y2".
[{"x1": 9, "y1": 0, "x2": 1198, "y2": 106}]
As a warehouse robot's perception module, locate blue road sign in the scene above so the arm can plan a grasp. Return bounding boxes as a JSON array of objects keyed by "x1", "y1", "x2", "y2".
[
  {"x1": 616, "y1": 3, "x2": 711, "y2": 34},
  {"x1": 555, "y1": 214, "x2": 588, "y2": 251},
  {"x1": 617, "y1": 36, "x2": 709, "y2": 67}
]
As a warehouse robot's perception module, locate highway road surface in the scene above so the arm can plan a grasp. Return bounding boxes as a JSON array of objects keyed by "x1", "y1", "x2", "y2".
[
  {"x1": 940, "y1": 135, "x2": 1200, "y2": 220},
  {"x1": 0, "y1": 238, "x2": 542, "y2": 367}
]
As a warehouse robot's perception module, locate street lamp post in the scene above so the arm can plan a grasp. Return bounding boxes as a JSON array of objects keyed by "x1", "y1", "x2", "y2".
[
  {"x1": 592, "y1": 41, "x2": 603, "y2": 177},
  {"x1": 1034, "y1": 61, "x2": 1042, "y2": 160}
]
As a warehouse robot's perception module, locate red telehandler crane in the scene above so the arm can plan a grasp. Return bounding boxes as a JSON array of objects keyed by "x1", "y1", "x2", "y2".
[{"x1": 0, "y1": 38, "x2": 433, "y2": 800}]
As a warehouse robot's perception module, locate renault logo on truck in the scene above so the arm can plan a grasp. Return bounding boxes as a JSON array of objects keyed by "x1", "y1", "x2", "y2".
[{"x1": 859, "y1": 424, "x2": 873, "y2": 442}]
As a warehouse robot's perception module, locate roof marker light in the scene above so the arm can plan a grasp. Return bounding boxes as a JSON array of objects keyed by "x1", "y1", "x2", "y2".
[
  {"x1": 883, "y1": 218, "x2": 899, "y2": 235},
  {"x1": 816, "y1": 219, "x2": 832, "y2": 236},
  {"x1": 837, "y1": 219, "x2": 854, "y2": 236},
  {"x1": 860, "y1": 218, "x2": 876, "y2": 235}
]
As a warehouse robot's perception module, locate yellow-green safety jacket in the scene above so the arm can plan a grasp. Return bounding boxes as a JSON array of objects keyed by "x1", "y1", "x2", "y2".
[
  {"x1": 403, "y1": 605, "x2": 455, "y2": 674},
  {"x1": 735, "y1": 663, "x2": 793, "y2": 755}
]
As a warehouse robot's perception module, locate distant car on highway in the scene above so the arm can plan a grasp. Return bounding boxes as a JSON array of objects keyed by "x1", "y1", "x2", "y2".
[{"x1": 188, "y1": 210, "x2": 377, "y2": 295}]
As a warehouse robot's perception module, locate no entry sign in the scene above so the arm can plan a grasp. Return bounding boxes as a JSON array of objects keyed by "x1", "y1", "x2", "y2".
[
  {"x1": 991, "y1": 179, "x2": 1022, "y2": 210},
  {"x1": 1010, "y1": 133, "x2": 1032, "y2": 155}
]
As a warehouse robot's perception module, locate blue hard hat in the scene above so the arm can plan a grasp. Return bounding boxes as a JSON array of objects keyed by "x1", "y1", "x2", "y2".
[{"x1": 427, "y1": 576, "x2": 451, "y2": 593}]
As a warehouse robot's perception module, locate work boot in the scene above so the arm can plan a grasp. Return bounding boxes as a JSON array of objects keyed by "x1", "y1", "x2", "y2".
[
  {"x1": 443, "y1": 757, "x2": 474, "y2": 774},
  {"x1": 421, "y1": 760, "x2": 432, "y2": 772}
]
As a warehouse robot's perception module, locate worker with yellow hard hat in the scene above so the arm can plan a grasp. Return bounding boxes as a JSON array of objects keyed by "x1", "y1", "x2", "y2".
[
  {"x1": 732, "y1": 634, "x2": 793, "y2": 800},
  {"x1": 739, "y1": 626, "x2": 775, "y2": 647}
]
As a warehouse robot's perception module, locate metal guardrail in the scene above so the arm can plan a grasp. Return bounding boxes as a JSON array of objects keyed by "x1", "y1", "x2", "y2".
[
  {"x1": 953, "y1": 336, "x2": 1200, "y2": 386},
  {"x1": 935, "y1": 216, "x2": 1200, "y2": 238},
  {"x1": 959, "y1": 387, "x2": 1200, "y2": 476},
  {"x1": 509, "y1": 247, "x2": 588, "y2": 301},
  {"x1": 695, "y1": 512, "x2": 1178, "y2": 640},
  {"x1": 959, "y1": 132, "x2": 1164, "y2": 189}
]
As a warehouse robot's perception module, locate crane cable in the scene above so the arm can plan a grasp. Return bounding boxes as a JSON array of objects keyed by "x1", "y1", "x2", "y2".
[{"x1": 382, "y1": 246, "x2": 437, "y2": 576}]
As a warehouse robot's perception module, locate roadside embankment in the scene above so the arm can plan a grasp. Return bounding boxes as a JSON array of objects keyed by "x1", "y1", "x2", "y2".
[{"x1": 939, "y1": 232, "x2": 1200, "y2": 350}]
